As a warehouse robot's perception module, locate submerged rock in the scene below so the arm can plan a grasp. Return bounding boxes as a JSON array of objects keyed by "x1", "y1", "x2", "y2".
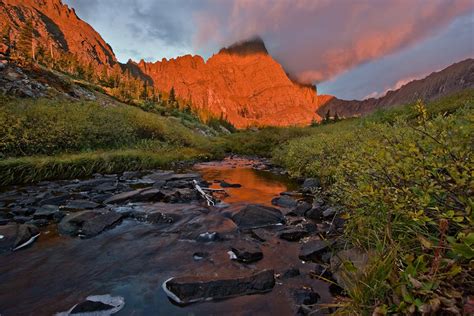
[
  {"x1": 293, "y1": 287, "x2": 320, "y2": 305},
  {"x1": 220, "y1": 181, "x2": 242, "y2": 188},
  {"x1": 0, "y1": 223, "x2": 40, "y2": 253},
  {"x1": 163, "y1": 269, "x2": 275, "y2": 305},
  {"x1": 58, "y1": 210, "x2": 123, "y2": 238},
  {"x1": 232, "y1": 204, "x2": 284, "y2": 229},
  {"x1": 56, "y1": 294, "x2": 125, "y2": 315}
]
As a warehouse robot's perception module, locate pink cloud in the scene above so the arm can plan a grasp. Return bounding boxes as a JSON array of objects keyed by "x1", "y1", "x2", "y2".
[{"x1": 194, "y1": 0, "x2": 474, "y2": 83}]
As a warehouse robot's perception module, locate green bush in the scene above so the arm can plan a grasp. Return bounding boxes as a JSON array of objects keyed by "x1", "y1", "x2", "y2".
[{"x1": 272, "y1": 93, "x2": 473, "y2": 314}]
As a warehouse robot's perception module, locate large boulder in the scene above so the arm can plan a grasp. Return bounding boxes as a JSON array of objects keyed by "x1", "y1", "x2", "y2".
[
  {"x1": 232, "y1": 204, "x2": 284, "y2": 229},
  {"x1": 163, "y1": 269, "x2": 275, "y2": 305},
  {"x1": 58, "y1": 210, "x2": 123, "y2": 238},
  {"x1": 0, "y1": 223, "x2": 40, "y2": 253}
]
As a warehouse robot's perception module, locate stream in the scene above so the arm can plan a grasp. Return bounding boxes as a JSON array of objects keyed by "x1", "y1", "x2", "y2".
[{"x1": 0, "y1": 157, "x2": 335, "y2": 315}]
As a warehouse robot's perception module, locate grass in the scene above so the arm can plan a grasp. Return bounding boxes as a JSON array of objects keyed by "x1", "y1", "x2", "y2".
[
  {"x1": 0, "y1": 95, "x2": 224, "y2": 185},
  {"x1": 0, "y1": 147, "x2": 212, "y2": 185}
]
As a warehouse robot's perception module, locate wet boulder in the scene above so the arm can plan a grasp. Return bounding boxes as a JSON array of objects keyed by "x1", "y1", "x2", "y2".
[
  {"x1": 56, "y1": 294, "x2": 125, "y2": 316},
  {"x1": 163, "y1": 269, "x2": 275, "y2": 305},
  {"x1": 232, "y1": 204, "x2": 284, "y2": 229},
  {"x1": 229, "y1": 240, "x2": 263, "y2": 263},
  {"x1": 0, "y1": 223, "x2": 40, "y2": 253},
  {"x1": 58, "y1": 210, "x2": 123, "y2": 238},
  {"x1": 299, "y1": 239, "x2": 335, "y2": 262},
  {"x1": 271, "y1": 195, "x2": 298, "y2": 208}
]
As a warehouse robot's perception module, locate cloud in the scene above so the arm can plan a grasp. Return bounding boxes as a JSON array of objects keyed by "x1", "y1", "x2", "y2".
[{"x1": 194, "y1": 0, "x2": 474, "y2": 83}]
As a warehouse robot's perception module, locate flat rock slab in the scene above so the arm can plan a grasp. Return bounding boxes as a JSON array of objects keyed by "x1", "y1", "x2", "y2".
[
  {"x1": 58, "y1": 210, "x2": 123, "y2": 238},
  {"x1": 232, "y1": 204, "x2": 284, "y2": 229},
  {"x1": 278, "y1": 228, "x2": 310, "y2": 242},
  {"x1": 0, "y1": 223, "x2": 40, "y2": 253},
  {"x1": 163, "y1": 269, "x2": 275, "y2": 305},
  {"x1": 299, "y1": 239, "x2": 335, "y2": 262},
  {"x1": 64, "y1": 200, "x2": 100, "y2": 211},
  {"x1": 229, "y1": 240, "x2": 263, "y2": 263}
]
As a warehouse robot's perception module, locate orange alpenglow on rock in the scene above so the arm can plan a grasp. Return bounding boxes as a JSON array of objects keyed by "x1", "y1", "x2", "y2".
[
  {"x1": 1, "y1": 0, "x2": 325, "y2": 128},
  {"x1": 136, "y1": 37, "x2": 323, "y2": 128}
]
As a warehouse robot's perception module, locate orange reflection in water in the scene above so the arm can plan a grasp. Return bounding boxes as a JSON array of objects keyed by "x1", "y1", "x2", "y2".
[{"x1": 195, "y1": 159, "x2": 295, "y2": 206}]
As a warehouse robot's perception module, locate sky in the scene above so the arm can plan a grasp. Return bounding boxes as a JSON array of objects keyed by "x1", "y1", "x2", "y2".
[{"x1": 64, "y1": 0, "x2": 474, "y2": 100}]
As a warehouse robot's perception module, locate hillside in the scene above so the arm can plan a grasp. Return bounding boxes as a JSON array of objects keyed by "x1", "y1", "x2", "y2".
[{"x1": 317, "y1": 58, "x2": 474, "y2": 117}]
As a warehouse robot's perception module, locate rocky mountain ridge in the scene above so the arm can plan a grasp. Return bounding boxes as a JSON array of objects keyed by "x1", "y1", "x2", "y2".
[{"x1": 317, "y1": 58, "x2": 474, "y2": 118}]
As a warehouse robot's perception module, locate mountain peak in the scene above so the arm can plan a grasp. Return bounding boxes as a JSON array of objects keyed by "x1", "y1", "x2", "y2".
[{"x1": 219, "y1": 36, "x2": 268, "y2": 56}]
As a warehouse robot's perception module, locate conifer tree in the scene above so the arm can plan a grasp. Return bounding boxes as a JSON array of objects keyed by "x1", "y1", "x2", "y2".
[{"x1": 15, "y1": 19, "x2": 35, "y2": 63}]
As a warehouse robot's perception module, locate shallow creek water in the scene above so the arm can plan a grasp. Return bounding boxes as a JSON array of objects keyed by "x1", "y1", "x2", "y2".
[{"x1": 0, "y1": 158, "x2": 332, "y2": 315}]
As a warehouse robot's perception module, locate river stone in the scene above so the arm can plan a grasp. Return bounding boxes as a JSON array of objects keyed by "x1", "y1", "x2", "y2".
[
  {"x1": 220, "y1": 181, "x2": 242, "y2": 188},
  {"x1": 278, "y1": 228, "x2": 310, "y2": 242},
  {"x1": 232, "y1": 204, "x2": 284, "y2": 229},
  {"x1": 229, "y1": 240, "x2": 263, "y2": 263},
  {"x1": 64, "y1": 200, "x2": 100, "y2": 211},
  {"x1": 33, "y1": 205, "x2": 61, "y2": 220},
  {"x1": 305, "y1": 208, "x2": 323, "y2": 220},
  {"x1": 290, "y1": 201, "x2": 312, "y2": 217},
  {"x1": 0, "y1": 223, "x2": 40, "y2": 253},
  {"x1": 104, "y1": 189, "x2": 147, "y2": 204},
  {"x1": 163, "y1": 269, "x2": 275, "y2": 305},
  {"x1": 299, "y1": 239, "x2": 335, "y2": 262},
  {"x1": 271, "y1": 196, "x2": 298, "y2": 208},
  {"x1": 58, "y1": 210, "x2": 123, "y2": 238}
]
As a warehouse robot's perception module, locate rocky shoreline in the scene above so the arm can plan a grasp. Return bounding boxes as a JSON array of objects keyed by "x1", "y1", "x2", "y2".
[{"x1": 0, "y1": 157, "x2": 359, "y2": 315}]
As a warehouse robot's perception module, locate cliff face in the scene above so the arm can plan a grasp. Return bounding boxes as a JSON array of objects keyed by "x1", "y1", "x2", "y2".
[
  {"x1": 317, "y1": 58, "x2": 474, "y2": 118},
  {"x1": 136, "y1": 39, "x2": 323, "y2": 128},
  {"x1": 0, "y1": 0, "x2": 116, "y2": 67}
]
